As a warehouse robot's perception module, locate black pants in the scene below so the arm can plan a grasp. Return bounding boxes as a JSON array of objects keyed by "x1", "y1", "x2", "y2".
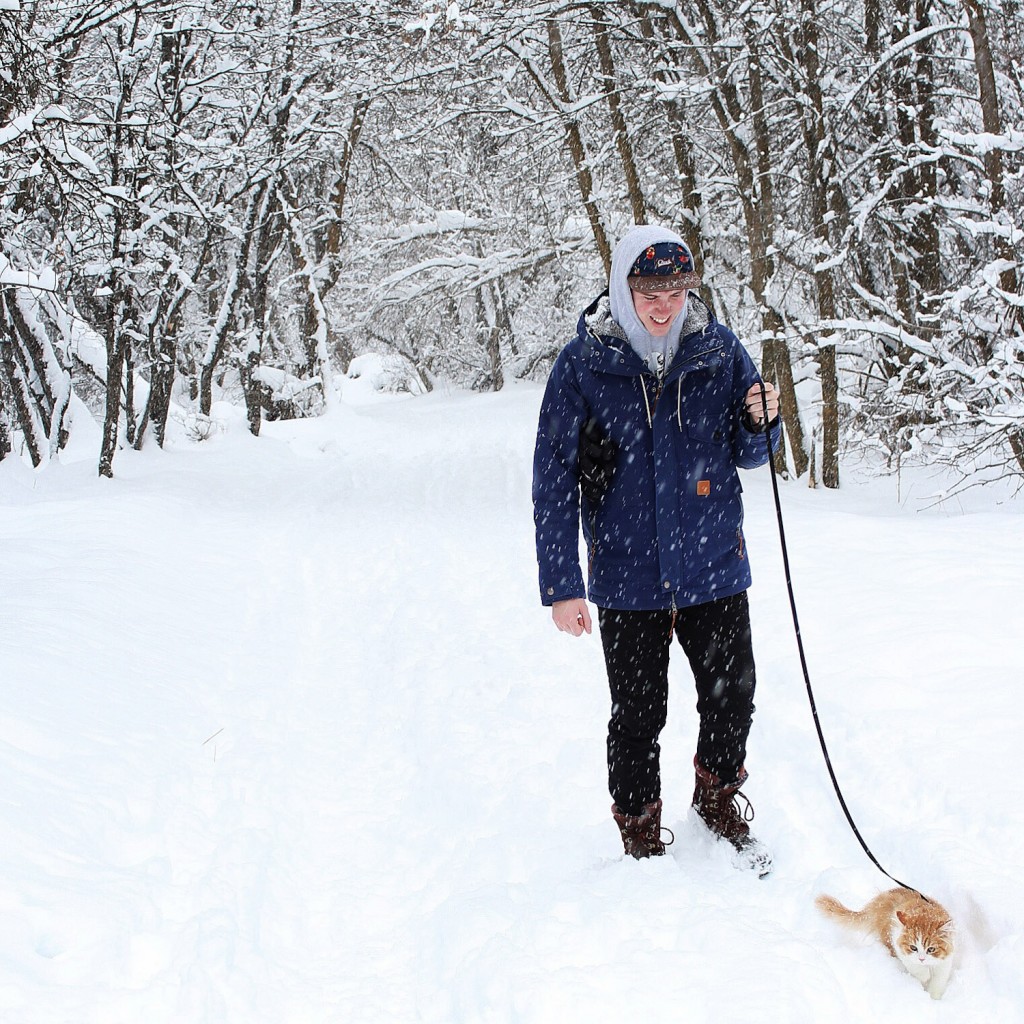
[{"x1": 598, "y1": 592, "x2": 757, "y2": 816}]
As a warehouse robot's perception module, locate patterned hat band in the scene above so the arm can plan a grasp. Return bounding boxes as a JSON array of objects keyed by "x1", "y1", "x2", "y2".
[
  {"x1": 627, "y1": 241, "x2": 701, "y2": 291},
  {"x1": 627, "y1": 270, "x2": 701, "y2": 292}
]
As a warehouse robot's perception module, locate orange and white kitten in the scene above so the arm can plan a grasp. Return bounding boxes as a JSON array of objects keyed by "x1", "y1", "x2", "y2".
[{"x1": 815, "y1": 888, "x2": 954, "y2": 999}]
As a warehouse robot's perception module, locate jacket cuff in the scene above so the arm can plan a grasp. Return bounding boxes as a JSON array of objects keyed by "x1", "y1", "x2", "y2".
[{"x1": 540, "y1": 580, "x2": 586, "y2": 607}]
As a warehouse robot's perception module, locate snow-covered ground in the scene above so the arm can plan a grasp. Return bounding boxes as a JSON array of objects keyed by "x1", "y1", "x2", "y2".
[{"x1": 2, "y1": 378, "x2": 1022, "y2": 1023}]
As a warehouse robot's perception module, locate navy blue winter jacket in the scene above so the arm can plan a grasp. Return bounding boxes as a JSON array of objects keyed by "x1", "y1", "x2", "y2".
[{"x1": 533, "y1": 293, "x2": 779, "y2": 611}]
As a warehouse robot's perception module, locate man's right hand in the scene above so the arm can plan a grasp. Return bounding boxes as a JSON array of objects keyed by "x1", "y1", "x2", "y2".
[{"x1": 552, "y1": 598, "x2": 592, "y2": 637}]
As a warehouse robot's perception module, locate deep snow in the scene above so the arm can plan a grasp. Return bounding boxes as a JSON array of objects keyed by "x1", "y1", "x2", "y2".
[{"x1": 1, "y1": 377, "x2": 1022, "y2": 1023}]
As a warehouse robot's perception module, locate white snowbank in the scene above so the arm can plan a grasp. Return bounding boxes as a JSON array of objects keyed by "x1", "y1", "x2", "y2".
[{"x1": 0, "y1": 384, "x2": 1021, "y2": 1022}]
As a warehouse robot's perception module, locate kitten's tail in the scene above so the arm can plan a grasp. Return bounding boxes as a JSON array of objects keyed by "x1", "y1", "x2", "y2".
[{"x1": 815, "y1": 893, "x2": 862, "y2": 925}]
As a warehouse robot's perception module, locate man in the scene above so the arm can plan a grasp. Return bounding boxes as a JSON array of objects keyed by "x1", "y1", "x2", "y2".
[{"x1": 532, "y1": 224, "x2": 780, "y2": 874}]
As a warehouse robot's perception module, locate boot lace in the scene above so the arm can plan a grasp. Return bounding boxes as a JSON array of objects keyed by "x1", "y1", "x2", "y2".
[
  {"x1": 731, "y1": 791, "x2": 755, "y2": 824},
  {"x1": 625, "y1": 819, "x2": 675, "y2": 849}
]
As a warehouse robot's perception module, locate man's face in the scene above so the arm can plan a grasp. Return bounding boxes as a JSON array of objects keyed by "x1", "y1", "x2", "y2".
[{"x1": 632, "y1": 288, "x2": 688, "y2": 337}]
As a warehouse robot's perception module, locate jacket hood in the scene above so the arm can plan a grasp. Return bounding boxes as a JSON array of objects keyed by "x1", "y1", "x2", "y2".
[{"x1": 608, "y1": 225, "x2": 697, "y2": 374}]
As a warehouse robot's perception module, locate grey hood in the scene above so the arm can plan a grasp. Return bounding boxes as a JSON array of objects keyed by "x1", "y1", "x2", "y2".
[{"x1": 608, "y1": 225, "x2": 698, "y2": 378}]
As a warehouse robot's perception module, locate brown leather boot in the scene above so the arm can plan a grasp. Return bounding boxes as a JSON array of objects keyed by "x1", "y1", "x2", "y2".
[
  {"x1": 611, "y1": 798, "x2": 674, "y2": 859},
  {"x1": 692, "y1": 759, "x2": 772, "y2": 877}
]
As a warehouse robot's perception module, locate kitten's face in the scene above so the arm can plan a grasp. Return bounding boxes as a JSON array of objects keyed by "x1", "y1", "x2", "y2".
[{"x1": 895, "y1": 910, "x2": 954, "y2": 965}]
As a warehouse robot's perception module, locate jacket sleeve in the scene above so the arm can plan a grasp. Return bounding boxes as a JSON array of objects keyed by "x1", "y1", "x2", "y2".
[
  {"x1": 532, "y1": 346, "x2": 588, "y2": 606},
  {"x1": 728, "y1": 330, "x2": 782, "y2": 470}
]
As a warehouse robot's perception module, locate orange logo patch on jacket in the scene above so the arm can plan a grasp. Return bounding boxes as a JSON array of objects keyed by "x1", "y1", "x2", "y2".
[{"x1": 697, "y1": 480, "x2": 711, "y2": 496}]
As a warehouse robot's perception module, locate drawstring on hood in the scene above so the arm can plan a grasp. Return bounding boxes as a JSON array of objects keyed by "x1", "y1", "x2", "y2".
[
  {"x1": 609, "y1": 225, "x2": 694, "y2": 379},
  {"x1": 584, "y1": 290, "x2": 714, "y2": 430}
]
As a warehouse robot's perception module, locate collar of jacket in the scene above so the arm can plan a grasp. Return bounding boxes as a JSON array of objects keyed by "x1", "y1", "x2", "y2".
[{"x1": 576, "y1": 292, "x2": 724, "y2": 381}]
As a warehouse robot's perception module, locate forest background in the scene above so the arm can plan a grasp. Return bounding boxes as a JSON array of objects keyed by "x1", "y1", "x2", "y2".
[{"x1": 1, "y1": 0, "x2": 1022, "y2": 488}]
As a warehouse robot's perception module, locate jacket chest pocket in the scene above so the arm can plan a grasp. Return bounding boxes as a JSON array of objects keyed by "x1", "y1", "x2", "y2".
[{"x1": 686, "y1": 420, "x2": 729, "y2": 446}]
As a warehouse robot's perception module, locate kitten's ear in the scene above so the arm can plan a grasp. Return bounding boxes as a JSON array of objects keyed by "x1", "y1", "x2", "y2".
[
  {"x1": 938, "y1": 918, "x2": 953, "y2": 932},
  {"x1": 896, "y1": 911, "x2": 908, "y2": 926}
]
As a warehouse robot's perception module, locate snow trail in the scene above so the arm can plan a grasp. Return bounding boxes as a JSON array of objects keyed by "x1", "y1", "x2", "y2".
[{"x1": 1, "y1": 383, "x2": 1022, "y2": 1022}]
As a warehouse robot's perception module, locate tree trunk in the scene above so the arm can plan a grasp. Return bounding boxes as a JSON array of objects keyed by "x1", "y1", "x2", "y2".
[
  {"x1": 892, "y1": 0, "x2": 941, "y2": 332},
  {"x1": 864, "y1": 0, "x2": 918, "y2": 369},
  {"x1": 5, "y1": 292, "x2": 56, "y2": 414},
  {"x1": 744, "y1": 14, "x2": 809, "y2": 477},
  {"x1": 909, "y1": 0, "x2": 941, "y2": 332},
  {"x1": 633, "y1": 5, "x2": 707, "y2": 261},
  {"x1": 1009, "y1": 427, "x2": 1024, "y2": 475},
  {"x1": 200, "y1": 189, "x2": 265, "y2": 415},
  {"x1": 963, "y1": 0, "x2": 1021, "y2": 328},
  {"x1": 0, "y1": 298, "x2": 44, "y2": 467},
  {"x1": 138, "y1": 325, "x2": 178, "y2": 449},
  {"x1": 324, "y1": 98, "x2": 371, "y2": 270},
  {"x1": 819, "y1": 344, "x2": 840, "y2": 488},
  {"x1": 591, "y1": 6, "x2": 646, "y2": 224},
  {"x1": 98, "y1": 297, "x2": 127, "y2": 479},
  {"x1": 317, "y1": 96, "x2": 372, "y2": 372},
  {"x1": 544, "y1": 18, "x2": 612, "y2": 275},
  {"x1": 3, "y1": 288, "x2": 71, "y2": 453},
  {"x1": 124, "y1": 342, "x2": 136, "y2": 447},
  {"x1": 792, "y1": 0, "x2": 841, "y2": 487},
  {"x1": 485, "y1": 323, "x2": 504, "y2": 392},
  {"x1": 0, "y1": 406, "x2": 10, "y2": 462}
]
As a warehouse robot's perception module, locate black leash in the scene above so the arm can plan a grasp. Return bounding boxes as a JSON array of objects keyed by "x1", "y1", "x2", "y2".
[{"x1": 757, "y1": 384, "x2": 924, "y2": 897}]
